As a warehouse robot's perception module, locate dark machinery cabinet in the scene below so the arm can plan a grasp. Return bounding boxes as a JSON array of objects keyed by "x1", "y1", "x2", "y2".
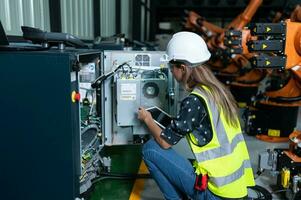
[{"x1": 0, "y1": 49, "x2": 100, "y2": 200}]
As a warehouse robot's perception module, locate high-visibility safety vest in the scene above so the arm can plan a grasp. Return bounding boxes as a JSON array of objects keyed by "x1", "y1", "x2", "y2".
[{"x1": 187, "y1": 86, "x2": 255, "y2": 198}]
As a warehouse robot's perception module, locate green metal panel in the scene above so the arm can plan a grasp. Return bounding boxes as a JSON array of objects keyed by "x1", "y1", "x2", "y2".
[{"x1": 89, "y1": 145, "x2": 142, "y2": 200}]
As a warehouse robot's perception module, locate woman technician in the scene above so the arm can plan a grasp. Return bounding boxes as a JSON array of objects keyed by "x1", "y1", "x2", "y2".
[{"x1": 137, "y1": 31, "x2": 255, "y2": 200}]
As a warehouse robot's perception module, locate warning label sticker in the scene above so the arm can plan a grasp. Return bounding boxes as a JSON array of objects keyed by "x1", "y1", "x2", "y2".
[
  {"x1": 120, "y1": 95, "x2": 136, "y2": 100},
  {"x1": 120, "y1": 83, "x2": 136, "y2": 100}
]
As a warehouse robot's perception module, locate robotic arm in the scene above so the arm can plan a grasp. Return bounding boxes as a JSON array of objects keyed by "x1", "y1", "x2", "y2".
[
  {"x1": 238, "y1": 5, "x2": 301, "y2": 144},
  {"x1": 246, "y1": 18, "x2": 301, "y2": 106},
  {"x1": 227, "y1": 0, "x2": 263, "y2": 30},
  {"x1": 207, "y1": 0, "x2": 263, "y2": 74},
  {"x1": 183, "y1": 10, "x2": 224, "y2": 41},
  {"x1": 223, "y1": 4, "x2": 301, "y2": 105}
]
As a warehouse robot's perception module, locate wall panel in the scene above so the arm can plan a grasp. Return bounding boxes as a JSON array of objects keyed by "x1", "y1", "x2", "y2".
[
  {"x1": 0, "y1": 0, "x2": 50, "y2": 36},
  {"x1": 61, "y1": 0, "x2": 93, "y2": 39}
]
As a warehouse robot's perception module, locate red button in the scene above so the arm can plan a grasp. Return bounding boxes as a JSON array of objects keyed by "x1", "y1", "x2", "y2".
[{"x1": 74, "y1": 93, "x2": 81, "y2": 101}]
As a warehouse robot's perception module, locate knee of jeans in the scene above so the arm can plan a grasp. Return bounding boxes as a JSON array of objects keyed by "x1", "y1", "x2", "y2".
[{"x1": 142, "y1": 138, "x2": 159, "y2": 159}]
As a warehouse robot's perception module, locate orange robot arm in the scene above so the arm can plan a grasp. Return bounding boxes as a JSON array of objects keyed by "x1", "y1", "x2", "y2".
[
  {"x1": 183, "y1": 10, "x2": 224, "y2": 40},
  {"x1": 208, "y1": 0, "x2": 263, "y2": 70},
  {"x1": 264, "y1": 19, "x2": 301, "y2": 105},
  {"x1": 228, "y1": 0, "x2": 263, "y2": 30}
]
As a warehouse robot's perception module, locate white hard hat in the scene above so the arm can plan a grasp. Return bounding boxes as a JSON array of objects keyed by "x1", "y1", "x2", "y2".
[{"x1": 166, "y1": 31, "x2": 211, "y2": 66}]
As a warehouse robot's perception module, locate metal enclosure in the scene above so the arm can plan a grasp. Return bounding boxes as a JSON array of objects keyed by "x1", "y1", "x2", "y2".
[
  {"x1": 101, "y1": 50, "x2": 178, "y2": 145},
  {"x1": 0, "y1": 48, "x2": 101, "y2": 200}
]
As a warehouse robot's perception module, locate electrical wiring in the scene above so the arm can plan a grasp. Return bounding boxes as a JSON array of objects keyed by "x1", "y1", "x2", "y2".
[
  {"x1": 271, "y1": 189, "x2": 288, "y2": 194},
  {"x1": 91, "y1": 61, "x2": 131, "y2": 88},
  {"x1": 247, "y1": 185, "x2": 272, "y2": 200},
  {"x1": 92, "y1": 172, "x2": 152, "y2": 184}
]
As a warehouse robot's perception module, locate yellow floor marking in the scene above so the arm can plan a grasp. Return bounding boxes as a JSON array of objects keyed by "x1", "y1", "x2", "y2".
[{"x1": 129, "y1": 160, "x2": 149, "y2": 200}]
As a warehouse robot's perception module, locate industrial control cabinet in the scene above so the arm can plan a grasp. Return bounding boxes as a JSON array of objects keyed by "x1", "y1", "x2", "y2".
[
  {"x1": 101, "y1": 50, "x2": 179, "y2": 145},
  {"x1": 0, "y1": 49, "x2": 101, "y2": 200}
]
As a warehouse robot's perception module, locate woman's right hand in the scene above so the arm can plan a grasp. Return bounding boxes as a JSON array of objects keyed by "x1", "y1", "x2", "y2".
[{"x1": 137, "y1": 107, "x2": 153, "y2": 123}]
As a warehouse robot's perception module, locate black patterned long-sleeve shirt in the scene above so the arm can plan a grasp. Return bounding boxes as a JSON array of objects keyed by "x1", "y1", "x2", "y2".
[{"x1": 160, "y1": 94, "x2": 213, "y2": 146}]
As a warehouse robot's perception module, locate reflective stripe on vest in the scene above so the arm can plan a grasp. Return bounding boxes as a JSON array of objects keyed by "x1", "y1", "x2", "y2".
[
  {"x1": 210, "y1": 159, "x2": 251, "y2": 187},
  {"x1": 194, "y1": 133, "x2": 245, "y2": 162}
]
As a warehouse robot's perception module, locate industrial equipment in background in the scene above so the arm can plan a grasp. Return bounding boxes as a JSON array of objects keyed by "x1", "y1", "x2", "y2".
[
  {"x1": 203, "y1": 0, "x2": 262, "y2": 81},
  {"x1": 258, "y1": 131, "x2": 301, "y2": 199},
  {"x1": 183, "y1": 0, "x2": 301, "y2": 109},
  {"x1": 185, "y1": 3, "x2": 301, "y2": 141},
  {"x1": 226, "y1": 6, "x2": 301, "y2": 199},
  {"x1": 92, "y1": 33, "x2": 158, "y2": 51},
  {"x1": 225, "y1": 0, "x2": 301, "y2": 108},
  {"x1": 241, "y1": 11, "x2": 301, "y2": 141}
]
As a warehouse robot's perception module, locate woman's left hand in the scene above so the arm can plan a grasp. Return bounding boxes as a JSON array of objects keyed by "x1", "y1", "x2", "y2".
[{"x1": 137, "y1": 107, "x2": 152, "y2": 122}]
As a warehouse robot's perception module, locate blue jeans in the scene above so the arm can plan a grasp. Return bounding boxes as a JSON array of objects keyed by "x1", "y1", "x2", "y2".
[{"x1": 142, "y1": 139, "x2": 222, "y2": 200}]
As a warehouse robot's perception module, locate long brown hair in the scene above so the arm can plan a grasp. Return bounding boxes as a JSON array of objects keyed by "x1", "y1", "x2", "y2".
[{"x1": 179, "y1": 63, "x2": 239, "y2": 128}]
